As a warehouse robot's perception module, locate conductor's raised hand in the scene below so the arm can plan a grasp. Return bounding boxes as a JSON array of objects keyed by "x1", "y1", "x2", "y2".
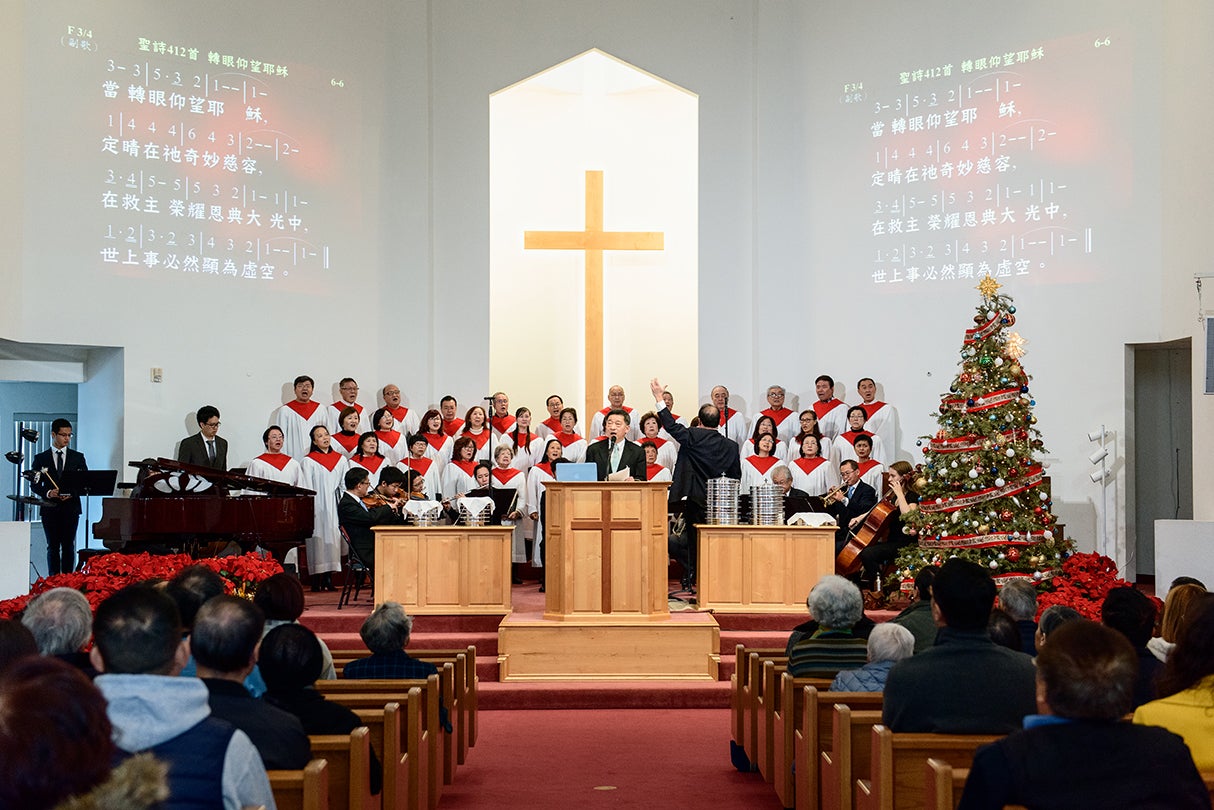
[{"x1": 650, "y1": 378, "x2": 665, "y2": 400}]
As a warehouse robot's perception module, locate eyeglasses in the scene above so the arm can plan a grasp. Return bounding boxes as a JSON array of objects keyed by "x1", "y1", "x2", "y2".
[
  {"x1": 55, "y1": 431, "x2": 73, "y2": 438},
  {"x1": 203, "y1": 421, "x2": 221, "y2": 428}
]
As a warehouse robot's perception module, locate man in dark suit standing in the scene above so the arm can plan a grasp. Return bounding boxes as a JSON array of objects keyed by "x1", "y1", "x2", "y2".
[
  {"x1": 826, "y1": 459, "x2": 878, "y2": 555},
  {"x1": 650, "y1": 378, "x2": 742, "y2": 592},
  {"x1": 31, "y1": 418, "x2": 88, "y2": 575},
  {"x1": 177, "y1": 405, "x2": 228, "y2": 471},
  {"x1": 585, "y1": 409, "x2": 646, "y2": 481}
]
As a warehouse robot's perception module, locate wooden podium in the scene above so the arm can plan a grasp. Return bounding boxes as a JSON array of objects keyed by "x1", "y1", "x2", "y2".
[
  {"x1": 497, "y1": 480, "x2": 719, "y2": 680},
  {"x1": 696, "y1": 524, "x2": 836, "y2": 612},
  {"x1": 373, "y1": 525, "x2": 513, "y2": 614}
]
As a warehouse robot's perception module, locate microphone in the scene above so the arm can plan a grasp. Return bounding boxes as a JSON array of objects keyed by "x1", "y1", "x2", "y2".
[{"x1": 608, "y1": 436, "x2": 617, "y2": 452}]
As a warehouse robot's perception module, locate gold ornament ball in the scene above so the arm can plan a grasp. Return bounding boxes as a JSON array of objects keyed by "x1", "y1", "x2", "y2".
[
  {"x1": 978, "y1": 524, "x2": 990, "y2": 533},
  {"x1": 915, "y1": 477, "x2": 928, "y2": 490}
]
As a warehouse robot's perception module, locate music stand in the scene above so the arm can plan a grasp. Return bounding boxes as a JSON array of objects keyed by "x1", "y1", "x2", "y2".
[
  {"x1": 59, "y1": 469, "x2": 118, "y2": 549},
  {"x1": 465, "y1": 487, "x2": 519, "y2": 525}
]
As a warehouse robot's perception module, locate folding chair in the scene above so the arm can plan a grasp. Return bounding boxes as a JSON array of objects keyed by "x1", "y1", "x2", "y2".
[{"x1": 338, "y1": 525, "x2": 373, "y2": 610}]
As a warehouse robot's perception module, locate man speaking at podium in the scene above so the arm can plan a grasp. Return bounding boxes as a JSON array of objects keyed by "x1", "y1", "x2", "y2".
[{"x1": 586, "y1": 409, "x2": 646, "y2": 481}]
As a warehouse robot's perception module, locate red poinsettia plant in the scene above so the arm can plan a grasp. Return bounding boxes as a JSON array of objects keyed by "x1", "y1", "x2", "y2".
[
  {"x1": 1035, "y1": 551, "x2": 1159, "y2": 621},
  {"x1": 0, "y1": 552, "x2": 282, "y2": 620}
]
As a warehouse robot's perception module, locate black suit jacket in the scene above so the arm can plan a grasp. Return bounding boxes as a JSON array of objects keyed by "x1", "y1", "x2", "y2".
[
  {"x1": 178, "y1": 432, "x2": 229, "y2": 471},
  {"x1": 337, "y1": 491, "x2": 399, "y2": 563},
  {"x1": 31, "y1": 447, "x2": 88, "y2": 517},
  {"x1": 585, "y1": 439, "x2": 646, "y2": 481},
  {"x1": 827, "y1": 480, "x2": 878, "y2": 528},
  {"x1": 656, "y1": 407, "x2": 741, "y2": 506}
]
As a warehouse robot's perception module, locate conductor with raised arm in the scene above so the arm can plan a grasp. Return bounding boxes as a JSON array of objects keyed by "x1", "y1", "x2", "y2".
[
  {"x1": 31, "y1": 418, "x2": 89, "y2": 575},
  {"x1": 177, "y1": 405, "x2": 228, "y2": 471},
  {"x1": 651, "y1": 378, "x2": 741, "y2": 593}
]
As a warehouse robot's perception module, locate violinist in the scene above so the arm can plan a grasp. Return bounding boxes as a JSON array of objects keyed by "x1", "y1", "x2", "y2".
[
  {"x1": 853, "y1": 460, "x2": 919, "y2": 588},
  {"x1": 337, "y1": 467, "x2": 401, "y2": 568}
]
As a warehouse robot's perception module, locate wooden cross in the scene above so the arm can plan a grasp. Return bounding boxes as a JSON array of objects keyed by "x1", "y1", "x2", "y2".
[
  {"x1": 524, "y1": 170, "x2": 664, "y2": 421},
  {"x1": 567, "y1": 489, "x2": 643, "y2": 614}
]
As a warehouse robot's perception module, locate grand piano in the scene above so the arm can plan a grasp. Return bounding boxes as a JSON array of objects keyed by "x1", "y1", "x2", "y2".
[{"x1": 93, "y1": 457, "x2": 315, "y2": 560}]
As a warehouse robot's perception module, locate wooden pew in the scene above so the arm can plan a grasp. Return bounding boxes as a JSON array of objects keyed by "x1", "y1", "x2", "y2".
[
  {"x1": 730, "y1": 645, "x2": 785, "y2": 771},
  {"x1": 854, "y1": 725, "x2": 1001, "y2": 810},
  {"x1": 772, "y1": 679, "x2": 869, "y2": 809},
  {"x1": 352, "y1": 695, "x2": 426, "y2": 810},
  {"x1": 793, "y1": 688, "x2": 884, "y2": 810},
  {"x1": 924, "y1": 758, "x2": 968, "y2": 810},
  {"x1": 818, "y1": 705, "x2": 882, "y2": 810},
  {"x1": 764, "y1": 665, "x2": 833, "y2": 797},
  {"x1": 744, "y1": 650, "x2": 788, "y2": 774},
  {"x1": 267, "y1": 758, "x2": 330, "y2": 810},
  {"x1": 309, "y1": 727, "x2": 374, "y2": 810}
]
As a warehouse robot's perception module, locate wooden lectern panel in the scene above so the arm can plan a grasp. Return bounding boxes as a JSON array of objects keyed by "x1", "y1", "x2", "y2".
[
  {"x1": 374, "y1": 525, "x2": 513, "y2": 614},
  {"x1": 697, "y1": 525, "x2": 835, "y2": 613}
]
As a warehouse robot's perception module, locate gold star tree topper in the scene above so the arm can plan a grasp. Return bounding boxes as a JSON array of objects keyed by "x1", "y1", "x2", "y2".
[{"x1": 976, "y1": 275, "x2": 1002, "y2": 299}]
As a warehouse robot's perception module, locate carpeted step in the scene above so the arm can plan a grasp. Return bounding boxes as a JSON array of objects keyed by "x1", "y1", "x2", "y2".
[{"x1": 477, "y1": 679, "x2": 731, "y2": 710}]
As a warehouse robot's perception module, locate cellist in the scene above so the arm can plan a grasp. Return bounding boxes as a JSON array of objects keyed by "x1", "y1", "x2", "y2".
[{"x1": 854, "y1": 460, "x2": 920, "y2": 589}]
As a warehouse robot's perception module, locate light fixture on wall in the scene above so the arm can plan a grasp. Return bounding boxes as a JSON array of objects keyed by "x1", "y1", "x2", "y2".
[{"x1": 1088, "y1": 425, "x2": 1115, "y2": 561}]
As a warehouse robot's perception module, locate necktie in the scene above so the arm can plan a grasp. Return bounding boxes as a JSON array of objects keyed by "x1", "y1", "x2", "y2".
[
  {"x1": 56, "y1": 450, "x2": 64, "y2": 475},
  {"x1": 610, "y1": 442, "x2": 622, "y2": 473},
  {"x1": 207, "y1": 440, "x2": 216, "y2": 461},
  {"x1": 846, "y1": 485, "x2": 855, "y2": 501}
]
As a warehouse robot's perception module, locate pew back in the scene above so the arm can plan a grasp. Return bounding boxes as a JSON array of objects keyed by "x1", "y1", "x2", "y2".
[
  {"x1": 819, "y1": 705, "x2": 882, "y2": 810},
  {"x1": 267, "y1": 758, "x2": 330, "y2": 810},
  {"x1": 855, "y1": 725, "x2": 1001, "y2": 810},
  {"x1": 308, "y1": 727, "x2": 374, "y2": 810}
]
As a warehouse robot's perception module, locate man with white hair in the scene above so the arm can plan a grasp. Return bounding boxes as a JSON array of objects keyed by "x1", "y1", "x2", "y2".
[
  {"x1": 752, "y1": 384, "x2": 798, "y2": 444},
  {"x1": 998, "y1": 578, "x2": 1039, "y2": 656},
  {"x1": 21, "y1": 587, "x2": 95, "y2": 676},
  {"x1": 787, "y1": 575, "x2": 869, "y2": 678},
  {"x1": 830, "y1": 622, "x2": 915, "y2": 692},
  {"x1": 710, "y1": 385, "x2": 748, "y2": 448}
]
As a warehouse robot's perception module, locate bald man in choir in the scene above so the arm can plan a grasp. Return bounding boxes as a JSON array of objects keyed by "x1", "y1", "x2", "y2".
[
  {"x1": 381, "y1": 383, "x2": 421, "y2": 436},
  {"x1": 589, "y1": 385, "x2": 640, "y2": 441},
  {"x1": 271, "y1": 375, "x2": 328, "y2": 458},
  {"x1": 710, "y1": 385, "x2": 748, "y2": 448},
  {"x1": 178, "y1": 405, "x2": 228, "y2": 471},
  {"x1": 585, "y1": 409, "x2": 646, "y2": 481}
]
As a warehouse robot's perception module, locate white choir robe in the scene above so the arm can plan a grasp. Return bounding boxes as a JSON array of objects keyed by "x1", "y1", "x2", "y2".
[
  {"x1": 398, "y1": 457, "x2": 443, "y2": 501},
  {"x1": 833, "y1": 431, "x2": 889, "y2": 467},
  {"x1": 551, "y1": 433, "x2": 587, "y2": 463},
  {"x1": 490, "y1": 466, "x2": 528, "y2": 563},
  {"x1": 329, "y1": 431, "x2": 361, "y2": 459},
  {"x1": 740, "y1": 437, "x2": 788, "y2": 465},
  {"x1": 786, "y1": 435, "x2": 834, "y2": 466},
  {"x1": 374, "y1": 430, "x2": 408, "y2": 466},
  {"x1": 418, "y1": 432, "x2": 453, "y2": 470},
  {"x1": 858, "y1": 401, "x2": 898, "y2": 463},
  {"x1": 536, "y1": 416, "x2": 576, "y2": 439},
  {"x1": 349, "y1": 455, "x2": 390, "y2": 487},
  {"x1": 271, "y1": 401, "x2": 328, "y2": 459},
  {"x1": 645, "y1": 464, "x2": 672, "y2": 483},
  {"x1": 740, "y1": 455, "x2": 783, "y2": 493},
  {"x1": 489, "y1": 415, "x2": 517, "y2": 442},
  {"x1": 245, "y1": 453, "x2": 306, "y2": 488},
  {"x1": 442, "y1": 460, "x2": 479, "y2": 500},
  {"x1": 856, "y1": 459, "x2": 886, "y2": 492},
  {"x1": 716, "y1": 408, "x2": 748, "y2": 448},
  {"x1": 812, "y1": 399, "x2": 849, "y2": 442},
  {"x1": 751, "y1": 407, "x2": 799, "y2": 445},
  {"x1": 461, "y1": 430, "x2": 494, "y2": 463},
  {"x1": 788, "y1": 456, "x2": 839, "y2": 497},
  {"x1": 657, "y1": 413, "x2": 687, "y2": 452},
  {"x1": 300, "y1": 451, "x2": 350, "y2": 576},
  {"x1": 497, "y1": 433, "x2": 545, "y2": 473},
  {"x1": 386, "y1": 405, "x2": 421, "y2": 437},
  {"x1": 325, "y1": 401, "x2": 369, "y2": 435},
  {"x1": 525, "y1": 463, "x2": 557, "y2": 567},
  {"x1": 640, "y1": 436, "x2": 678, "y2": 470},
  {"x1": 589, "y1": 406, "x2": 640, "y2": 442}
]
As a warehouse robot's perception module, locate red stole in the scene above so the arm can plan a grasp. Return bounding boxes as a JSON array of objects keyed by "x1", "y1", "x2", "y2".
[
  {"x1": 284, "y1": 400, "x2": 320, "y2": 420},
  {"x1": 387, "y1": 406, "x2": 409, "y2": 424},
  {"x1": 857, "y1": 459, "x2": 881, "y2": 476},
  {"x1": 255, "y1": 453, "x2": 292, "y2": 470},
  {"x1": 721, "y1": 406, "x2": 739, "y2": 424},
  {"x1": 541, "y1": 416, "x2": 562, "y2": 433},
  {"x1": 465, "y1": 429, "x2": 491, "y2": 450},
  {"x1": 331, "y1": 401, "x2": 364, "y2": 415},
  {"x1": 645, "y1": 464, "x2": 666, "y2": 481},
  {"x1": 506, "y1": 431, "x2": 535, "y2": 451},
  {"x1": 403, "y1": 457, "x2": 433, "y2": 474},
  {"x1": 375, "y1": 429, "x2": 402, "y2": 448},
  {"x1": 442, "y1": 418, "x2": 464, "y2": 437},
  {"x1": 746, "y1": 455, "x2": 780, "y2": 475},
  {"x1": 840, "y1": 430, "x2": 875, "y2": 447},
  {"x1": 598, "y1": 406, "x2": 634, "y2": 417},
  {"x1": 793, "y1": 457, "x2": 827, "y2": 475},
  {"x1": 331, "y1": 432, "x2": 359, "y2": 453},
  {"x1": 555, "y1": 432, "x2": 583, "y2": 448},
  {"x1": 534, "y1": 462, "x2": 555, "y2": 477},
  {"x1": 422, "y1": 433, "x2": 448, "y2": 451},
  {"x1": 490, "y1": 415, "x2": 516, "y2": 434},
  {"x1": 860, "y1": 401, "x2": 886, "y2": 419},
  {"x1": 761, "y1": 407, "x2": 793, "y2": 424},
  {"x1": 491, "y1": 467, "x2": 522, "y2": 485},
  {"x1": 646, "y1": 437, "x2": 668, "y2": 449},
  {"x1": 354, "y1": 455, "x2": 384, "y2": 474},
  {"x1": 306, "y1": 450, "x2": 343, "y2": 472},
  {"x1": 450, "y1": 459, "x2": 476, "y2": 477},
  {"x1": 812, "y1": 398, "x2": 843, "y2": 420}
]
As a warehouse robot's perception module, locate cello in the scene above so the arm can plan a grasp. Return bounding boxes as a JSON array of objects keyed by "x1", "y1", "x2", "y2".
[{"x1": 835, "y1": 473, "x2": 900, "y2": 575}]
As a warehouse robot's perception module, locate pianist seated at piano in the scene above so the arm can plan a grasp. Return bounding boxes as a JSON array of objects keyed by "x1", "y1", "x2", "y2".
[
  {"x1": 245, "y1": 426, "x2": 306, "y2": 488},
  {"x1": 177, "y1": 405, "x2": 228, "y2": 471}
]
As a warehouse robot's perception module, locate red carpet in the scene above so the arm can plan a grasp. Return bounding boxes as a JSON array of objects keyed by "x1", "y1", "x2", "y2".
[{"x1": 438, "y1": 708, "x2": 782, "y2": 809}]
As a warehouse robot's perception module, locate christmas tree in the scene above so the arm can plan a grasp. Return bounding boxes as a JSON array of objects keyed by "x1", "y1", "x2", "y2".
[{"x1": 895, "y1": 276, "x2": 1073, "y2": 587}]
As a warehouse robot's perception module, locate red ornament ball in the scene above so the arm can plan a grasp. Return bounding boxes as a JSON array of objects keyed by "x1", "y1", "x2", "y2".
[{"x1": 1006, "y1": 548, "x2": 1021, "y2": 562}]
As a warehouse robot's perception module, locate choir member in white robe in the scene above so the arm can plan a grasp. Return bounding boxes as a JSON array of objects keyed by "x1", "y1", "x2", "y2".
[
  {"x1": 490, "y1": 445, "x2": 528, "y2": 565},
  {"x1": 499, "y1": 408, "x2": 545, "y2": 472},
  {"x1": 740, "y1": 415, "x2": 789, "y2": 466},
  {"x1": 811, "y1": 375, "x2": 849, "y2": 442},
  {"x1": 329, "y1": 407, "x2": 362, "y2": 458},
  {"x1": 325, "y1": 377, "x2": 369, "y2": 435},
  {"x1": 439, "y1": 395, "x2": 464, "y2": 437},
  {"x1": 526, "y1": 439, "x2": 564, "y2": 574},
  {"x1": 551, "y1": 407, "x2": 587, "y2": 463},
  {"x1": 398, "y1": 437, "x2": 445, "y2": 501},
  {"x1": 416, "y1": 409, "x2": 453, "y2": 469},
  {"x1": 299, "y1": 425, "x2": 350, "y2": 589},
  {"x1": 656, "y1": 390, "x2": 689, "y2": 446},
  {"x1": 442, "y1": 437, "x2": 480, "y2": 501},
  {"x1": 788, "y1": 435, "x2": 839, "y2": 496},
  {"x1": 641, "y1": 442, "x2": 672, "y2": 483},
  {"x1": 271, "y1": 375, "x2": 328, "y2": 459},
  {"x1": 637, "y1": 412, "x2": 678, "y2": 470},
  {"x1": 245, "y1": 426, "x2": 306, "y2": 487},
  {"x1": 460, "y1": 406, "x2": 494, "y2": 462},
  {"x1": 588, "y1": 385, "x2": 640, "y2": 441},
  {"x1": 790, "y1": 410, "x2": 834, "y2": 465},
  {"x1": 710, "y1": 385, "x2": 748, "y2": 448},
  {"x1": 751, "y1": 384, "x2": 799, "y2": 444},
  {"x1": 381, "y1": 383, "x2": 421, "y2": 437},
  {"x1": 852, "y1": 436, "x2": 886, "y2": 491},
  {"x1": 855, "y1": 377, "x2": 898, "y2": 463},
  {"x1": 537, "y1": 394, "x2": 573, "y2": 438},
  {"x1": 489, "y1": 392, "x2": 517, "y2": 440},
  {"x1": 834, "y1": 406, "x2": 889, "y2": 466},
  {"x1": 371, "y1": 408, "x2": 407, "y2": 466},
  {"x1": 740, "y1": 434, "x2": 783, "y2": 493},
  {"x1": 349, "y1": 432, "x2": 390, "y2": 486}
]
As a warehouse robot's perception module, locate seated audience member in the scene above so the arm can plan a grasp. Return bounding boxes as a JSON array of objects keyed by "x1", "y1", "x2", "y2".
[
  {"x1": 0, "y1": 619, "x2": 38, "y2": 673},
  {"x1": 254, "y1": 572, "x2": 337, "y2": 680},
  {"x1": 260, "y1": 624, "x2": 382, "y2": 795},
  {"x1": 192, "y1": 595, "x2": 310, "y2": 771},
  {"x1": 1101, "y1": 586, "x2": 1164, "y2": 708},
  {"x1": 89, "y1": 585, "x2": 275, "y2": 810},
  {"x1": 997, "y1": 578, "x2": 1039, "y2": 656},
  {"x1": 883, "y1": 558, "x2": 1036, "y2": 733},
  {"x1": 786, "y1": 575, "x2": 869, "y2": 678},
  {"x1": 1034, "y1": 604, "x2": 1082, "y2": 656},
  {"x1": 830, "y1": 622, "x2": 914, "y2": 692},
  {"x1": 1134, "y1": 593, "x2": 1214, "y2": 770},
  {"x1": 20, "y1": 586, "x2": 97, "y2": 677},
  {"x1": 891, "y1": 567, "x2": 937, "y2": 653},
  {"x1": 960, "y1": 621, "x2": 1210, "y2": 810},
  {"x1": 0, "y1": 656, "x2": 169, "y2": 810},
  {"x1": 987, "y1": 608, "x2": 1022, "y2": 652},
  {"x1": 1149, "y1": 582, "x2": 1207, "y2": 663}
]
